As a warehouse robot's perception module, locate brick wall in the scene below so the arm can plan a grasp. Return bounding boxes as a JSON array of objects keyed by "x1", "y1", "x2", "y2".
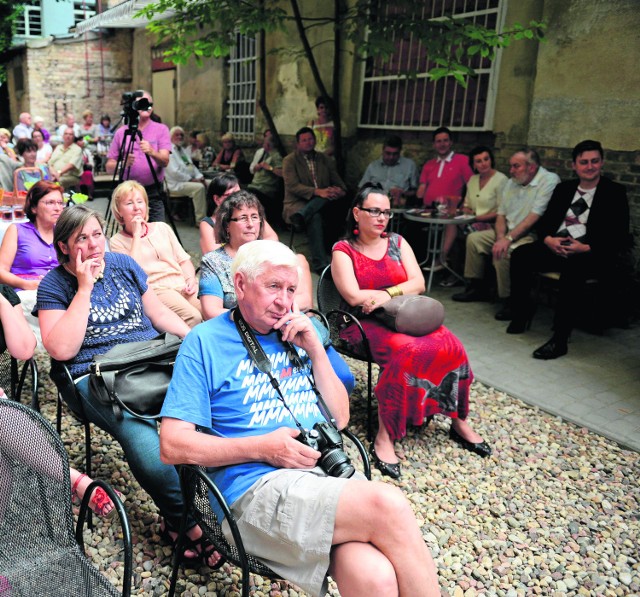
[{"x1": 23, "y1": 31, "x2": 133, "y2": 132}]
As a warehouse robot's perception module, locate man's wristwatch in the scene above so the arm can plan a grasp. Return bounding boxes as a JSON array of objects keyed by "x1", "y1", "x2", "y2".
[{"x1": 506, "y1": 234, "x2": 514, "y2": 242}]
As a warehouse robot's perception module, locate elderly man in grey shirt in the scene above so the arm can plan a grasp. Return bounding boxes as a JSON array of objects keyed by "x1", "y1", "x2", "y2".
[
  {"x1": 359, "y1": 135, "x2": 418, "y2": 206},
  {"x1": 453, "y1": 147, "x2": 560, "y2": 320}
]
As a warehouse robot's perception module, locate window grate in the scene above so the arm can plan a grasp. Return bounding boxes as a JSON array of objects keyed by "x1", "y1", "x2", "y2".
[
  {"x1": 15, "y1": 5, "x2": 43, "y2": 38},
  {"x1": 227, "y1": 33, "x2": 257, "y2": 142},
  {"x1": 359, "y1": 0, "x2": 504, "y2": 131}
]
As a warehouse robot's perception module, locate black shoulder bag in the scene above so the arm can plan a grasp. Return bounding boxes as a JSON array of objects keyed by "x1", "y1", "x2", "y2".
[{"x1": 89, "y1": 333, "x2": 182, "y2": 420}]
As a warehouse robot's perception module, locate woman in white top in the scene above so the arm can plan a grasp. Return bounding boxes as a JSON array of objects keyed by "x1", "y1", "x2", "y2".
[
  {"x1": 440, "y1": 146, "x2": 508, "y2": 285},
  {"x1": 307, "y1": 96, "x2": 335, "y2": 156},
  {"x1": 462, "y1": 146, "x2": 508, "y2": 226},
  {"x1": 32, "y1": 130, "x2": 52, "y2": 163}
]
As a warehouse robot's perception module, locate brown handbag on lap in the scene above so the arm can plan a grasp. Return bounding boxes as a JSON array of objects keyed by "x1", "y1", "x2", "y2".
[{"x1": 374, "y1": 295, "x2": 445, "y2": 336}]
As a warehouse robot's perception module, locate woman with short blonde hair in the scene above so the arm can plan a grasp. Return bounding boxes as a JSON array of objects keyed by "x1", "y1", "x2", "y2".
[{"x1": 110, "y1": 181, "x2": 203, "y2": 327}]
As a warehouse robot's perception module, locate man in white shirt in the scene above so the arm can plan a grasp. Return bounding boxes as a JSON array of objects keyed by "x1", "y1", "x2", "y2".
[
  {"x1": 247, "y1": 130, "x2": 284, "y2": 225},
  {"x1": 12, "y1": 113, "x2": 33, "y2": 141},
  {"x1": 49, "y1": 127, "x2": 84, "y2": 191},
  {"x1": 165, "y1": 126, "x2": 207, "y2": 225},
  {"x1": 359, "y1": 135, "x2": 418, "y2": 206},
  {"x1": 453, "y1": 147, "x2": 560, "y2": 318},
  {"x1": 56, "y1": 114, "x2": 82, "y2": 140}
]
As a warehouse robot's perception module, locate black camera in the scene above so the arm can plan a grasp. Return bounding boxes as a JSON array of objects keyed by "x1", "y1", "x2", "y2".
[
  {"x1": 120, "y1": 90, "x2": 151, "y2": 128},
  {"x1": 298, "y1": 422, "x2": 355, "y2": 478}
]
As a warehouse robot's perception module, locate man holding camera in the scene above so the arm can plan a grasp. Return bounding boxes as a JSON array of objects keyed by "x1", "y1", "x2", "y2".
[
  {"x1": 160, "y1": 240, "x2": 440, "y2": 597},
  {"x1": 106, "y1": 90, "x2": 171, "y2": 222}
]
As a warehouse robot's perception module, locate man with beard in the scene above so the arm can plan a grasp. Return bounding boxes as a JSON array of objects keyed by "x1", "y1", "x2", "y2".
[{"x1": 453, "y1": 147, "x2": 560, "y2": 320}]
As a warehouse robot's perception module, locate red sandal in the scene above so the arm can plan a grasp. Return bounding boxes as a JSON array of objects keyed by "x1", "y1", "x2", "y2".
[{"x1": 71, "y1": 474, "x2": 123, "y2": 518}]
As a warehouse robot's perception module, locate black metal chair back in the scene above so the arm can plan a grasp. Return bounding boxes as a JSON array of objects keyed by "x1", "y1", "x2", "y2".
[
  {"x1": 50, "y1": 359, "x2": 93, "y2": 479},
  {"x1": 0, "y1": 399, "x2": 132, "y2": 596},
  {"x1": 316, "y1": 265, "x2": 376, "y2": 440},
  {"x1": 0, "y1": 349, "x2": 39, "y2": 411}
]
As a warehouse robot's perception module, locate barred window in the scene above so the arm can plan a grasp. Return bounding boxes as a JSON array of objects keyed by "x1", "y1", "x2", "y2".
[
  {"x1": 74, "y1": 1, "x2": 96, "y2": 27},
  {"x1": 227, "y1": 33, "x2": 257, "y2": 141},
  {"x1": 15, "y1": 5, "x2": 43, "y2": 38},
  {"x1": 14, "y1": 1, "x2": 96, "y2": 39},
  {"x1": 359, "y1": 0, "x2": 505, "y2": 131}
]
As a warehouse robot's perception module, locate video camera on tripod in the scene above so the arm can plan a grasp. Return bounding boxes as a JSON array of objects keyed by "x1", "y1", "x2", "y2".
[{"x1": 120, "y1": 90, "x2": 151, "y2": 129}]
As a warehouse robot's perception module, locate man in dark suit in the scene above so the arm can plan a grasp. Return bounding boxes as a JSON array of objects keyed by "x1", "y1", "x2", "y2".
[
  {"x1": 507, "y1": 139, "x2": 629, "y2": 359},
  {"x1": 283, "y1": 127, "x2": 346, "y2": 273}
]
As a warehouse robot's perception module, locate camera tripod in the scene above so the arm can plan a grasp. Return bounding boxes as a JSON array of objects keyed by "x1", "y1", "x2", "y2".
[{"x1": 104, "y1": 121, "x2": 182, "y2": 244}]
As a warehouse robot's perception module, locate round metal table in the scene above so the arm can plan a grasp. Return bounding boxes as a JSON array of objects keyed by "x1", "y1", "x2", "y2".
[{"x1": 403, "y1": 209, "x2": 476, "y2": 292}]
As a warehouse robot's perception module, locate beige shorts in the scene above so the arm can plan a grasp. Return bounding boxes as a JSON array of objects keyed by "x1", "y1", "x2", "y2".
[{"x1": 223, "y1": 467, "x2": 363, "y2": 597}]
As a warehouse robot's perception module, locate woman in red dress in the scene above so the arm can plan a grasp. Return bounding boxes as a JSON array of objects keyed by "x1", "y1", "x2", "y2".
[{"x1": 332, "y1": 184, "x2": 491, "y2": 478}]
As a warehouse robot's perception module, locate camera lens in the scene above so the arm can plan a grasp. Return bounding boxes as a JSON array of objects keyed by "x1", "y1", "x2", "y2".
[
  {"x1": 132, "y1": 97, "x2": 151, "y2": 112},
  {"x1": 320, "y1": 449, "x2": 355, "y2": 478}
]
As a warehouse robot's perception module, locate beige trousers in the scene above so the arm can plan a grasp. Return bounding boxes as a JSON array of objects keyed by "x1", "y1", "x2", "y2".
[
  {"x1": 170, "y1": 181, "x2": 207, "y2": 223},
  {"x1": 153, "y1": 287, "x2": 202, "y2": 328}
]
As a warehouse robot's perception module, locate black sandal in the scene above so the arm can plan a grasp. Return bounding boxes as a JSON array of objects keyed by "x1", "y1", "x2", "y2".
[
  {"x1": 190, "y1": 535, "x2": 226, "y2": 570},
  {"x1": 160, "y1": 520, "x2": 226, "y2": 569}
]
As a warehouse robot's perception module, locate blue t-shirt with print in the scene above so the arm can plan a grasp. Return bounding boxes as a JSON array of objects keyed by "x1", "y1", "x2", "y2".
[{"x1": 160, "y1": 311, "x2": 355, "y2": 520}]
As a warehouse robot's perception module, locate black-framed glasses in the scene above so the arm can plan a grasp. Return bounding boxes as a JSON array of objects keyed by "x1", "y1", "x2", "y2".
[
  {"x1": 359, "y1": 207, "x2": 394, "y2": 219},
  {"x1": 229, "y1": 214, "x2": 262, "y2": 224}
]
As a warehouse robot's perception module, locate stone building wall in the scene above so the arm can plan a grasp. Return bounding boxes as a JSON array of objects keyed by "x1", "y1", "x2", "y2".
[{"x1": 7, "y1": 30, "x2": 133, "y2": 133}]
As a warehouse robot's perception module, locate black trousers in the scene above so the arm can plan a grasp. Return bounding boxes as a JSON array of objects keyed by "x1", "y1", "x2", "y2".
[
  {"x1": 144, "y1": 184, "x2": 166, "y2": 223},
  {"x1": 510, "y1": 242, "x2": 604, "y2": 340}
]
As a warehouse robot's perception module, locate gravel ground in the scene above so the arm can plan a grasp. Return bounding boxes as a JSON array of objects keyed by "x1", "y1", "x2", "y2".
[{"x1": 32, "y1": 350, "x2": 640, "y2": 597}]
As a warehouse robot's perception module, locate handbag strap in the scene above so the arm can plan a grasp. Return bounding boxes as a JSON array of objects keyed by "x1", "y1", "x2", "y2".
[{"x1": 99, "y1": 370, "x2": 122, "y2": 420}]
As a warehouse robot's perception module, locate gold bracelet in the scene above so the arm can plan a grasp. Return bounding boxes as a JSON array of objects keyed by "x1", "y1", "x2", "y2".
[{"x1": 385, "y1": 285, "x2": 403, "y2": 298}]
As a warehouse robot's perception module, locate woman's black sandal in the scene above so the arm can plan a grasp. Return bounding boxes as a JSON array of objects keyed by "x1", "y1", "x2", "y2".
[{"x1": 369, "y1": 445, "x2": 401, "y2": 479}]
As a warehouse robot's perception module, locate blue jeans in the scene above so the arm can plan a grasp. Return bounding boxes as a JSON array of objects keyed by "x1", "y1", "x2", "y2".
[{"x1": 76, "y1": 376, "x2": 188, "y2": 530}]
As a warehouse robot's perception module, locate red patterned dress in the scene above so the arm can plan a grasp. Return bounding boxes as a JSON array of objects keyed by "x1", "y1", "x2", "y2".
[{"x1": 333, "y1": 234, "x2": 473, "y2": 441}]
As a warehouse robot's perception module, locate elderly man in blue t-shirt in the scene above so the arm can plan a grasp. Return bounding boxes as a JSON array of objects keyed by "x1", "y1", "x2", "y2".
[{"x1": 160, "y1": 239, "x2": 440, "y2": 597}]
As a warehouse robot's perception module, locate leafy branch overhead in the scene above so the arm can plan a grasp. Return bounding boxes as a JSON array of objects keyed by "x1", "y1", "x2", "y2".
[
  {"x1": 138, "y1": 0, "x2": 545, "y2": 84},
  {"x1": 0, "y1": 1, "x2": 25, "y2": 81}
]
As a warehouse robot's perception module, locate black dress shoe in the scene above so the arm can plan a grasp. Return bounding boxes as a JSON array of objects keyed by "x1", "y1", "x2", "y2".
[
  {"x1": 451, "y1": 287, "x2": 489, "y2": 303},
  {"x1": 449, "y1": 427, "x2": 492, "y2": 457},
  {"x1": 494, "y1": 304, "x2": 513, "y2": 321},
  {"x1": 506, "y1": 319, "x2": 529, "y2": 334},
  {"x1": 369, "y1": 445, "x2": 401, "y2": 479},
  {"x1": 533, "y1": 337, "x2": 568, "y2": 360}
]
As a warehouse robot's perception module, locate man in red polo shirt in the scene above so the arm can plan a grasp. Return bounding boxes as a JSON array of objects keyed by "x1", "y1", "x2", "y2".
[{"x1": 417, "y1": 127, "x2": 473, "y2": 208}]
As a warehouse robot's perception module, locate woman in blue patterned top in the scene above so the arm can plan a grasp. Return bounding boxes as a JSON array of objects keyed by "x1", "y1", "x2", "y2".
[
  {"x1": 199, "y1": 190, "x2": 313, "y2": 319},
  {"x1": 35, "y1": 204, "x2": 220, "y2": 564}
]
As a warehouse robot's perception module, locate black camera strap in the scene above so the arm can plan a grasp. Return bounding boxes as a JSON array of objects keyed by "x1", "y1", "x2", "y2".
[{"x1": 232, "y1": 308, "x2": 338, "y2": 429}]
